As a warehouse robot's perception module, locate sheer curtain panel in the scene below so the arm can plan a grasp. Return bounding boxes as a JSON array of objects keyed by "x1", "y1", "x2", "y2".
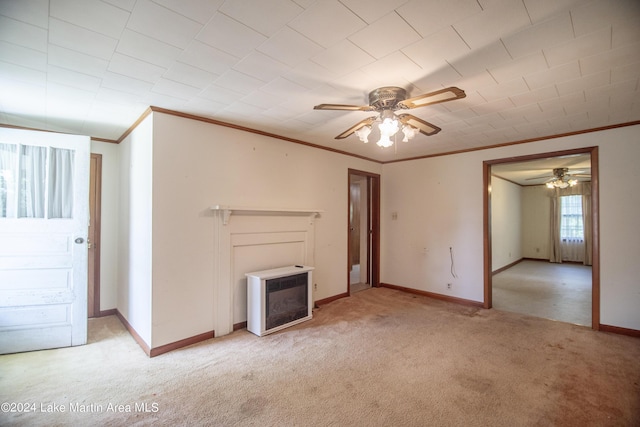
[
  {"x1": 0, "y1": 143, "x2": 17, "y2": 217},
  {"x1": 0, "y1": 143, "x2": 74, "y2": 219},
  {"x1": 48, "y1": 147, "x2": 74, "y2": 218}
]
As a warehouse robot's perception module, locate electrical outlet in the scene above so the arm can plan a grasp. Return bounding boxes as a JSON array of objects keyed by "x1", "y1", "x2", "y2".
[
  {"x1": 314, "y1": 283, "x2": 318, "y2": 291},
  {"x1": 447, "y1": 283, "x2": 452, "y2": 290}
]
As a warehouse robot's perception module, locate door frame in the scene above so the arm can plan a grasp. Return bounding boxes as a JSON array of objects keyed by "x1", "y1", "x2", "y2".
[
  {"x1": 482, "y1": 146, "x2": 600, "y2": 330},
  {"x1": 88, "y1": 153, "x2": 102, "y2": 318},
  {"x1": 348, "y1": 169, "x2": 381, "y2": 294}
]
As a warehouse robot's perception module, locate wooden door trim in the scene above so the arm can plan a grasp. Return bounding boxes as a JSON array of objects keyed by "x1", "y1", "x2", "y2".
[
  {"x1": 89, "y1": 153, "x2": 104, "y2": 317},
  {"x1": 482, "y1": 146, "x2": 600, "y2": 329}
]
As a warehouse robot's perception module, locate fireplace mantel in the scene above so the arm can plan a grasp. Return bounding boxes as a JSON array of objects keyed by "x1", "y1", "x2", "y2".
[
  {"x1": 210, "y1": 205, "x2": 321, "y2": 337},
  {"x1": 210, "y1": 205, "x2": 323, "y2": 225}
]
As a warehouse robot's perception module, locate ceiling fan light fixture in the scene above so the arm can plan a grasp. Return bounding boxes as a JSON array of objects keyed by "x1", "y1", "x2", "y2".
[
  {"x1": 401, "y1": 125, "x2": 418, "y2": 142},
  {"x1": 354, "y1": 125, "x2": 371, "y2": 143},
  {"x1": 546, "y1": 177, "x2": 578, "y2": 189},
  {"x1": 315, "y1": 85, "x2": 464, "y2": 148},
  {"x1": 377, "y1": 116, "x2": 399, "y2": 148}
]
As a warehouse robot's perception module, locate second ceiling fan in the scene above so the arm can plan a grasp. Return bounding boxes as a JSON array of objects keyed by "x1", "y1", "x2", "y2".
[{"x1": 313, "y1": 86, "x2": 466, "y2": 148}]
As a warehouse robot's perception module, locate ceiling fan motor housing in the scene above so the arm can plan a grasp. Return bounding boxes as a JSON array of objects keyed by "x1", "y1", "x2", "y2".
[
  {"x1": 368, "y1": 87, "x2": 407, "y2": 110},
  {"x1": 553, "y1": 167, "x2": 569, "y2": 178}
]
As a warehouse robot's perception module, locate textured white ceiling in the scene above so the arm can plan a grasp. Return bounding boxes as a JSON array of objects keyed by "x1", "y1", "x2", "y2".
[{"x1": 0, "y1": 0, "x2": 639, "y2": 162}]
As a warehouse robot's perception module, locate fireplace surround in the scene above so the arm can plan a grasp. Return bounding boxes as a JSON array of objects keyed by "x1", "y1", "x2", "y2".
[{"x1": 210, "y1": 206, "x2": 321, "y2": 336}]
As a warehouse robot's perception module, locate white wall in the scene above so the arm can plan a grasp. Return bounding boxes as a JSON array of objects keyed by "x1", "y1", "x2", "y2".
[
  {"x1": 89, "y1": 141, "x2": 119, "y2": 311},
  {"x1": 490, "y1": 176, "x2": 522, "y2": 271},
  {"x1": 599, "y1": 131, "x2": 640, "y2": 329},
  {"x1": 382, "y1": 124, "x2": 640, "y2": 330},
  {"x1": 381, "y1": 153, "x2": 485, "y2": 302},
  {"x1": 150, "y1": 112, "x2": 381, "y2": 347},
  {"x1": 521, "y1": 185, "x2": 550, "y2": 259},
  {"x1": 117, "y1": 115, "x2": 153, "y2": 346}
]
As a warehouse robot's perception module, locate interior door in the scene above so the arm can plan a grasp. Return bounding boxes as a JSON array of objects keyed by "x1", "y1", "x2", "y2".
[
  {"x1": 350, "y1": 182, "x2": 361, "y2": 269},
  {"x1": 0, "y1": 128, "x2": 90, "y2": 354}
]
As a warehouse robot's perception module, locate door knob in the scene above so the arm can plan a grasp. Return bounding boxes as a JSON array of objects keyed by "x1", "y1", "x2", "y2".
[{"x1": 74, "y1": 237, "x2": 84, "y2": 244}]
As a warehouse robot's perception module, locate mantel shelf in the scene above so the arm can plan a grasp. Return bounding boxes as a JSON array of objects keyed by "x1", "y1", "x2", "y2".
[{"x1": 210, "y1": 205, "x2": 323, "y2": 225}]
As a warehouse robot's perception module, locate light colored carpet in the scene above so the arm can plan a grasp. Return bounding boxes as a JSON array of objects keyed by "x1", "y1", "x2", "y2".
[
  {"x1": 493, "y1": 260, "x2": 592, "y2": 326},
  {"x1": 1, "y1": 287, "x2": 638, "y2": 426}
]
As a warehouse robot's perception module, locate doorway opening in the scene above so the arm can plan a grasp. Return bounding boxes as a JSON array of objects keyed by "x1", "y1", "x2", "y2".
[
  {"x1": 348, "y1": 169, "x2": 380, "y2": 295},
  {"x1": 483, "y1": 147, "x2": 600, "y2": 330}
]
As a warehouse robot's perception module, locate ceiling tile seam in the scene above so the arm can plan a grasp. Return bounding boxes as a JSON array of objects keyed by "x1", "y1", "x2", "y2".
[
  {"x1": 0, "y1": 11, "x2": 47, "y2": 30},
  {"x1": 451, "y1": 25, "x2": 472, "y2": 51},
  {"x1": 1, "y1": 16, "x2": 47, "y2": 53},
  {"x1": 100, "y1": 0, "x2": 133, "y2": 15},
  {"x1": 521, "y1": 0, "x2": 533, "y2": 26},
  {"x1": 0, "y1": 42, "x2": 48, "y2": 72},
  {"x1": 106, "y1": 51, "x2": 168, "y2": 83},
  {"x1": 45, "y1": 46, "x2": 110, "y2": 78},
  {"x1": 229, "y1": 58, "x2": 292, "y2": 85},
  {"x1": 48, "y1": 15, "x2": 120, "y2": 47},
  {"x1": 112, "y1": 1, "x2": 136, "y2": 52},
  {"x1": 214, "y1": 10, "x2": 271, "y2": 39},
  {"x1": 99, "y1": 66, "x2": 160, "y2": 91},
  {"x1": 125, "y1": 8, "x2": 204, "y2": 51},
  {"x1": 49, "y1": 5, "x2": 129, "y2": 40},
  {"x1": 569, "y1": 10, "x2": 576, "y2": 38},
  {"x1": 309, "y1": 40, "x2": 375, "y2": 75},
  {"x1": 335, "y1": 1, "x2": 366, "y2": 25},
  {"x1": 388, "y1": 9, "x2": 423, "y2": 41},
  {"x1": 234, "y1": 26, "x2": 323, "y2": 72},
  {"x1": 110, "y1": 27, "x2": 190, "y2": 67},
  {"x1": 145, "y1": 1, "x2": 206, "y2": 33},
  {"x1": 107, "y1": 48, "x2": 229, "y2": 91},
  {"x1": 166, "y1": 58, "x2": 224, "y2": 84}
]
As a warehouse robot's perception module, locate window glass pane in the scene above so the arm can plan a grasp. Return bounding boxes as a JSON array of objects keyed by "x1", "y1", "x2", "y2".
[
  {"x1": 48, "y1": 147, "x2": 74, "y2": 219},
  {"x1": 560, "y1": 195, "x2": 583, "y2": 239},
  {"x1": 19, "y1": 145, "x2": 46, "y2": 218},
  {"x1": 0, "y1": 143, "x2": 17, "y2": 218}
]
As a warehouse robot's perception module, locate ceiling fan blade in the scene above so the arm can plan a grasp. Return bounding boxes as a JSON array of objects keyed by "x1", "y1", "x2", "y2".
[
  {"x1": 525, "y1": 175, "x2": 553, "y2": 181},
  {"x1": 314, "y1": 103, "x2": 375, "y2": 111},
  {"x1": 397, "y1": 87, "x2": 466, "y2": 109},
  {"x1": 335, "y1": 116, "x2": 378, "y2": 139},
  {"x1": 396, "y1": 114, "x2": 441, "y2": 136}
]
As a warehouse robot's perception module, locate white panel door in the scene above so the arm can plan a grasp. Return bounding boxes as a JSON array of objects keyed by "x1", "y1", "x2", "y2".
[{"x1": 0, "y1": 128, "x2": 89, "y2": 354}]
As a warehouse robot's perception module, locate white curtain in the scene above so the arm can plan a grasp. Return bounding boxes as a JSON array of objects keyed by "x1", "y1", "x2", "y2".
[
  {"x1": 0, "y1": 143, "x2": 17, "y2": 218},
  {"x1": 549, "y1": 196, "x2": 562, "y2": 263},
  {"x1": 48, "y1": 147, "x2": 74, "y2": 218},
  {"x1": 561, "y1": 238, "x2": 585, "y2": 263},
  {"x1": 549, "y1": 183, "x2": 592, "y2": 265},
  {"x1": 582, "y1": 184, "x2": 593, "y2": 266},
  {"x1": 19, "y1": 145, "x2": 46, "y2": 218},
  {"x1": 0, "y1": 144, "x2": 74, "y2": 219}
]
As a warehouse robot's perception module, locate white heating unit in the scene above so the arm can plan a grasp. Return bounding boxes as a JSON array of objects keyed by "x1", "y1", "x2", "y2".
[{"x1": 246, "y1": 265, "x2": 314, "y2": 336}]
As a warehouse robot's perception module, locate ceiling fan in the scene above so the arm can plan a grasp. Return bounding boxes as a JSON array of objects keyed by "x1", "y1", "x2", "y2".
[
  {"x1": 313, "y1": 86, "x2": 466, "y2": 148},
  {"x1": 527, "y1": 167, "x2": 591, "y2": 188}
]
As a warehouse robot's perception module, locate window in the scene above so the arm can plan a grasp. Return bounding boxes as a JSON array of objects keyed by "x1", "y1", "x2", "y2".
[
  {"x1": 560, "y1": 195, "x2": 583, "y2": 240},
  {"x1": 0, "y1": 142, "x2": 74, "y2": 219}
]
